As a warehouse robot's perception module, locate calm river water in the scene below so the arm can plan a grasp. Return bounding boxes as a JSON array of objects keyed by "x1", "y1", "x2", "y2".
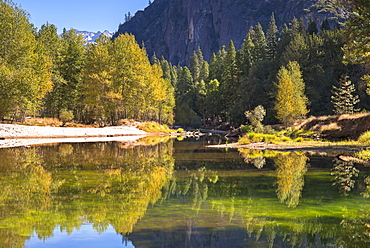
[{"x1": 0, "y1": 136, "x2": 369, "y2": 248}]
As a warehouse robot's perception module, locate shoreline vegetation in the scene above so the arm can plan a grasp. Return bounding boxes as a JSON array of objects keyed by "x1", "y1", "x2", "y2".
[{"x1": 1, "y1": 113, "x2": 370, "y2": 155}]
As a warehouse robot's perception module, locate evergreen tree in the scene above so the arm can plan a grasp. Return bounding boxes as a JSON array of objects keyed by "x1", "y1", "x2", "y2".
[
  {"x1": 159, "y1": 56, "x2": 171, "y2": 80},
  {"x1": 190, "y1": 50, "x2": 201, "y2": 83},
  {"x1": 251, "y1": 23, "x2": 267, "y2": 62},
  {"x1": 208, "y1": 51, "x2": 224, "y2": 82},
  {"x1": 276, "y1": 23, "x2": 291, "y2": 58},
  {"x1": 240, "y1": 33, "x2": 254, "y2": 75},
  {"x1": 266, "y1": 13, "x2": 279, "y2": 60},
  {"x1": 151, "y1": 52, "x2": 159, "y2": 64},
  {"x1": 176, "y1": 66, "x2": 194, "y2": 98},
  {"x1": 294, "y1": 17, "x2": 306, "y2": 35},
  {"x1": 199, "y1": 61, "x2": 209, "y2": 83},
  {"x1": 275, "y1": 61, "x2": 308, "y2": 126},
  {"x1": 314, "y1": 0, "x2": 369, "y2": 64},
  {"x1": 320, "y1": 19, "x2": 331, "y2": 32},
  {"x1": 307, "y1": 17, "x2": 319, "y2": 35},
  {"x1": 331, "y1": 75, "x2": 360, "y2": 114},
  {"x1": 220, "y1": 40, "x2": 239, "y2": 122},
  {"x1": 189, "y1": 47, "x2": 204, "y2": 83},
  {"x1": 204, "y1": 79, "x2": 220, "y2": 125}
]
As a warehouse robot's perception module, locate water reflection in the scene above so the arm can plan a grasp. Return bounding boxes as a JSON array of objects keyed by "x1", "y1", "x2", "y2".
[
  {"x1": 274, "y1": 152, "x2": 308, "y2": 208},
  {"x1": 331, "y1": 158, "x2": 359, "y2": 196},
  {"x1": 0, "y1": 140, "x2": 174, "y2": 247},
  {"x1": 0, "y1": 138, "x2": 369, "y2": 248}
]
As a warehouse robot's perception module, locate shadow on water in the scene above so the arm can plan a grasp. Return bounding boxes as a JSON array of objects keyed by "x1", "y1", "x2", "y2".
[{"x1": 0, "y1": 136, "x2": 369, "y2": 247}]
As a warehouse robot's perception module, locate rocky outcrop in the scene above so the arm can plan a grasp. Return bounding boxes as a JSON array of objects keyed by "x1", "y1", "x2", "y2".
[
  {"x1": 114, "y1": 0, "x2": 333, "y2": 64},
  {"x1": 294, "y1": 113, "x2": 370, "y2": 140}
]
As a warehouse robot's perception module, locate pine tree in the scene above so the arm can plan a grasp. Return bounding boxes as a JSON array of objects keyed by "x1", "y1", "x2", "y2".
[
  {"x1": 320, "y1": 19, "x2": 331, "y2": 32},
  {"x1": 266, "y1": 13, "x2": 279, "y2": 60},
  {"x1": 199, "y1": 61, "x2": 209, "y2": 83},
  {"x1": 251, "y1": 23, "x2": 267, "y2": 62},
  {"x1": 331, "y1": 75, "x2": 360, "y2": 114},
  {"x1": 151, "y1": 52, "x2": 159, "y2": 64},
  {"x1": 307, "y1": 17, "x2": 318, "y2": 35},
  {"x1": 220, "y1": 40, "x2": 239, "y2": 122},
  {"x1": 240, "y1": 33, "x2": 254, "y2": 74},
  {"x1": 190, "y1": 50, "x2": 200, "y2": 83},
  {"x1": 190, "y1": 47, "x2": 204, "y2": 83}
]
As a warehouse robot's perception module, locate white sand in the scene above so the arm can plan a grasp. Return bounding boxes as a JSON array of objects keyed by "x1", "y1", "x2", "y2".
[{"x1": 0, "y1": 124, "x2": 147, "y2": 148}]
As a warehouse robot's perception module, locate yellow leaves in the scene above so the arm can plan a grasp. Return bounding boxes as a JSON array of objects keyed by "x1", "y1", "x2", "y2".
[
  {"x1": 274, "y1": 153, "x2": 308, "y2": 208},
  {"x1": 0, "y1": 2, "x2": 53, "y2": 117},
  {"x1": 275, "y1": 61, "x2": 308, "y2": 126},
  {"x1": 81, "y1": 33, "x2": 174, "y2": 124}
]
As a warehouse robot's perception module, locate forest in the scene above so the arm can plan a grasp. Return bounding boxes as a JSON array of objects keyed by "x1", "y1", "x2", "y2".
[
  {"x1": 0, "y1": 1, "x2": 175, "y2": 126},
  {"x1": 0, "y1": 0, "x2": 369, "y2": 129},
  {"x1": 157, "y1": 11, "x2": 369, "y2": 127}
]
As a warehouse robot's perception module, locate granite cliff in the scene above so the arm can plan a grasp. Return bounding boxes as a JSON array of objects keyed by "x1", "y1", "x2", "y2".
[{"x1": 114, "y1": 0, "x2": 332, "y2": 65}]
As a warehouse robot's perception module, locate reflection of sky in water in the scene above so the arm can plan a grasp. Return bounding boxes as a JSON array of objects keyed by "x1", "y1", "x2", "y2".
[{"x1": 25, "y1": 224, "x2": 134, "y2": 248}]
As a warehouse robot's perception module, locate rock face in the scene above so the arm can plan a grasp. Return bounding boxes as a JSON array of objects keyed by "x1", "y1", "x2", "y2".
[{"x1": 114, "y1": 0, "x2": 332, "y2": 65}]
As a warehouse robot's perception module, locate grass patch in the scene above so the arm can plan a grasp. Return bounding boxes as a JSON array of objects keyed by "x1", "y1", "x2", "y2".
[
  {"x1": 355, "y1": 150, "x2": 370, "y2": 161},
  {"x1": 137, "y1": 122, "x2": 175, "y2": 133},
  {"x1": 238, "y1": 132, "x2": 291, "y2": 145},
  {"x1": 358, "y1": 131, "x2": 370, "y2": 144},
  {"x1": 24, "y1": 117, "x2": 62, "y2": 127}
]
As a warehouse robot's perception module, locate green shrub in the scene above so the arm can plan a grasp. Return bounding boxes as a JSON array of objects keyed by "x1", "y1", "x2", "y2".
[
  {"x1": 263, "y1": 125, "x2": 276, "y2": 134},
  {"x1": 238, "y1": 131, "x2": 294, "y2": 145},
  {"x1": 59, "y1": 109, "x2": 74, "y2": 126},
  {"x1": 240, "y1": 125, "x2": 253, "y2": 133}
]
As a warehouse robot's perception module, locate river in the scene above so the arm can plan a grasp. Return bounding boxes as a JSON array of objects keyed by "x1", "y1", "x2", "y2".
[{"x1": 0, "y1": 136, "x2": 369, "y2": 247}]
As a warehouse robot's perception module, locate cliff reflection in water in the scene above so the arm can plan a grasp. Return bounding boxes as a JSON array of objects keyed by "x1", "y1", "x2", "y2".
[{"x1": 0, "y1": 138, "x2": 369, "y2": 248}]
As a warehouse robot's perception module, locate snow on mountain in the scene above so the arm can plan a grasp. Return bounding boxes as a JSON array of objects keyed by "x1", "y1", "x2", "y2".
[{"x1": 74, "y1": 30, "x2": 113, "y2": 44}]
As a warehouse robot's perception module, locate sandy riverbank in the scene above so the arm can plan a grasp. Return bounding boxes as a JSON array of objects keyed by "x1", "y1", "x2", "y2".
[{"x1": 0, "y1": 124, "x2": 147, "y2": 148}]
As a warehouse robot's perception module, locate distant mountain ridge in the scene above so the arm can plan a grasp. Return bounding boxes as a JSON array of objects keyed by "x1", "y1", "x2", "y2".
[
  {"x1": 74, "y1": 30, "x2": 113, "y2": 44},
  {"x1": 114, "y1": 0, "x2": 335, "y2": 65}
]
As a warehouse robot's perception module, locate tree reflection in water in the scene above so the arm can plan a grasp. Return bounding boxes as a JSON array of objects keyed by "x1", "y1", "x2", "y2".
[
  {"x1": 0, "y1": 140, "x2": 174, "y2": 247},
  {"x1": 274, "y1": 152, "x2": 308, "y2": 208},
  {"x1": 0, "y1": 140, "x2": 369, "y2": 248},
  {"x1": 331, "y1": 158, "x2": 359, "y2": 196}
]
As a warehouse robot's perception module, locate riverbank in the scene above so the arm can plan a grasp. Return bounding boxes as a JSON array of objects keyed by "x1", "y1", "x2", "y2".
[
  {"x1": 0, "y1": 124, "x2": 146, "y2": 139},
  {"x1": 208, "y1": 141, "x2": 367, "y2": 152},
  {"x1": 0, "y1": 124, "x2": 148, "y2": 148}
]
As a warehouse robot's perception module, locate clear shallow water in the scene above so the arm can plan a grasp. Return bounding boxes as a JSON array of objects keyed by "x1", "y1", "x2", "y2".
[
  {"x1": 0, "y1": 136, "x2": 369, "y2": 248},
  {"x1": 25, "y1": 225, "x2": 134, "y2": 248}
]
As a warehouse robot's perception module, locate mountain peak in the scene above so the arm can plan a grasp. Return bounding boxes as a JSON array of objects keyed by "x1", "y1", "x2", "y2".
[{"x1": 74, "y1": 29, "x2": 113, "y2": 44}]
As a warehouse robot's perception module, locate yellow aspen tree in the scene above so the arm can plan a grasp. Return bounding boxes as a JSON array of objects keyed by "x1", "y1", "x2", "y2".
[
  {"x1": 111, "y1": 34, "x2": 175, "y2": 123},
  {"x1": 0, "y1": 1, "x2": 52, "y2": 120},
  {"x1": 82, "y1": 35, "x2": 121, "y2": 125},
  {"x1": 275, "y1": 61, "x2": 308, "y2": 126}
]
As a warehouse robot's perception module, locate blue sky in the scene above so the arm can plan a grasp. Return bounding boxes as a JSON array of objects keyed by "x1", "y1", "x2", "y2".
[{"x1": 14, "y1": 0, "x2": 149, "y2": 32}]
